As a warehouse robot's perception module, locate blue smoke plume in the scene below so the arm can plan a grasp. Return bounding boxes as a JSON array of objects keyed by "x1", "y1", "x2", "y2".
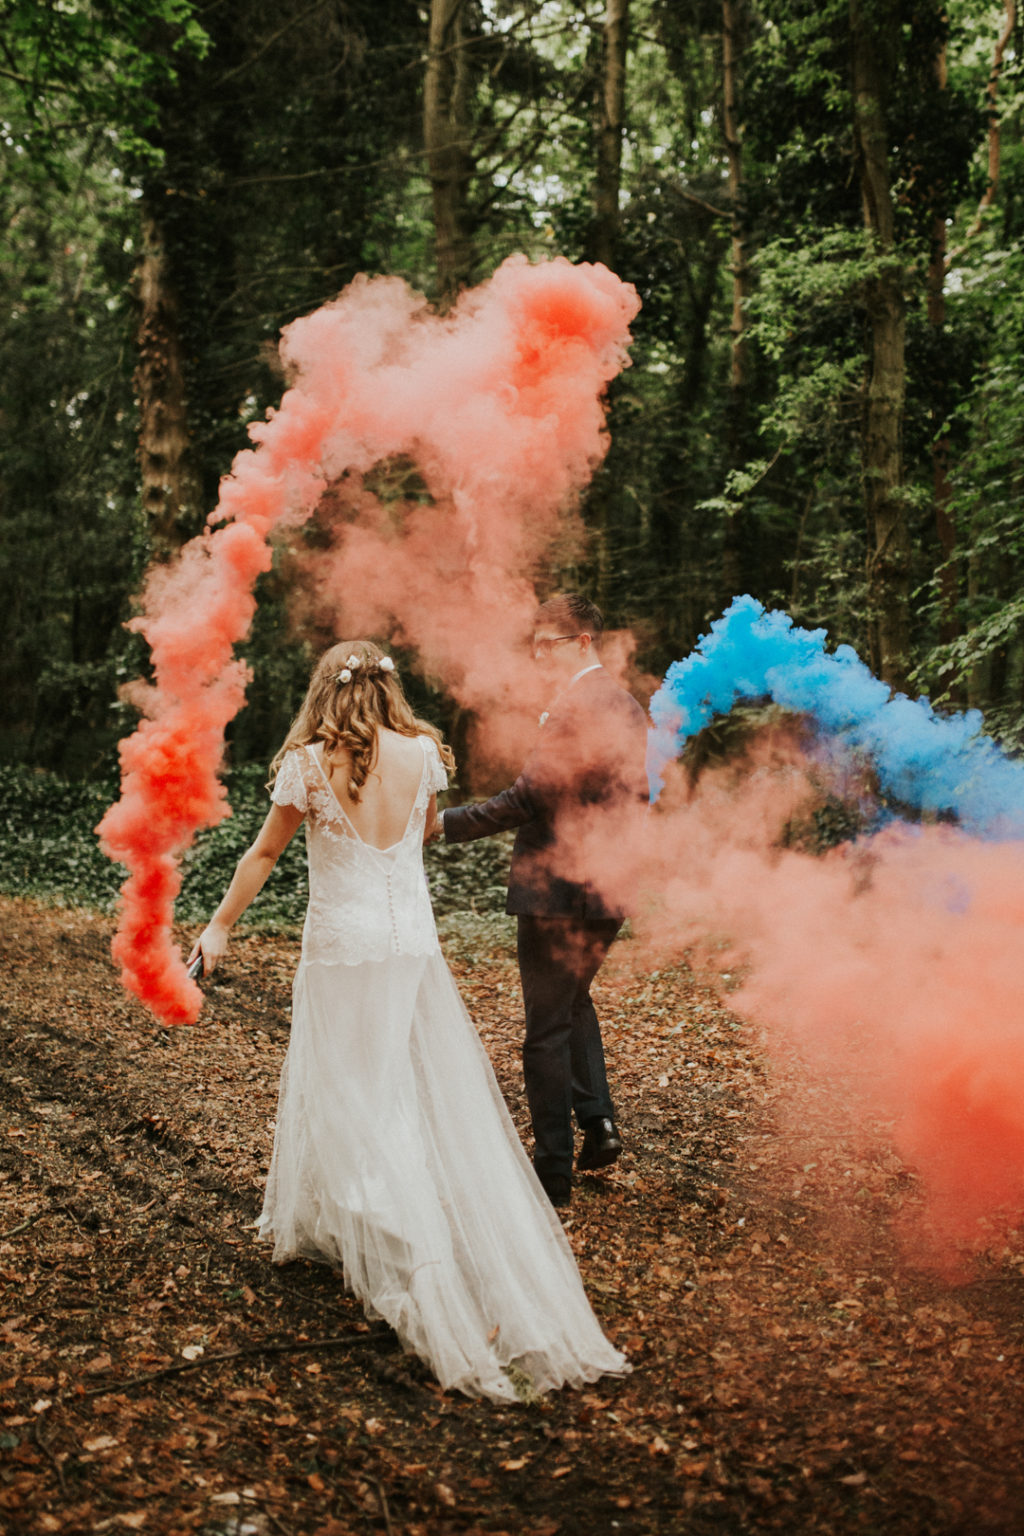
[{"x1": 647, "y1": 595, "x2": 1024, "y2": 840}]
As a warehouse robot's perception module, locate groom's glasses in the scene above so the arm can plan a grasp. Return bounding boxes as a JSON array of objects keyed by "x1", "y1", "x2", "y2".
[{"x1": 532, "y1": 635, "x2": 579, "y2": 658}]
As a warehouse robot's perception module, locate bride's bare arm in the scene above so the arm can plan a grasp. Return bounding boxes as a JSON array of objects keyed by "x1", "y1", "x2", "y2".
[
  {"x1": 188, "y1": 802, "x2": 304, "y2": 976},
  {"x1": 423, "y1": 793, "x2": 441, "y2": 844}
]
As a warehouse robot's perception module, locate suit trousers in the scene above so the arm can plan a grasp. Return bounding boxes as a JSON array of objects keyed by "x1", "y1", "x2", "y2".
[{"x1": 516, "y1": 912, "x2": 620, "y2": 1185}]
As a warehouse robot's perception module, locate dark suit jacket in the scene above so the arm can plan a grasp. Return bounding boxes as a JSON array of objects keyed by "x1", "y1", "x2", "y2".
[{"x1": 442, "y1": 666, "x2": 649, "y2": 921}]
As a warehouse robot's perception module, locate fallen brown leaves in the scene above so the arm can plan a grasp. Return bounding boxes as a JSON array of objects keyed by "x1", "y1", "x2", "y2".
[{"x1": 1, "y1": 894, "x2": 1023, "y2": 1535}]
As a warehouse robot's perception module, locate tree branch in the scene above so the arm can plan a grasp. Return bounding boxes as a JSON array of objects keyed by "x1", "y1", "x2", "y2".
[
  {"x1": 678, "y1": 187, "x2": 730, "y2": 220},
  {"x1": 214, "y1": 0, "x2": 336, "y2": 89}
]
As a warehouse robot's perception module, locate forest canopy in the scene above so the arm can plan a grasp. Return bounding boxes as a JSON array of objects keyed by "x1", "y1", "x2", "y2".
[{"x1": 2, "y1": 0, "x2": 1022, "y2": 776}]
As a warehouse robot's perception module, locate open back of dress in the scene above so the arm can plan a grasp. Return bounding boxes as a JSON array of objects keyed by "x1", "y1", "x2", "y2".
[{"x1": 259, "y1": 736, "x2": 627, "y2": 1400}]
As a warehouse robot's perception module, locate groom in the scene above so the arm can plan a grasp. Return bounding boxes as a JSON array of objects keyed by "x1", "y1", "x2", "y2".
[{"x1": 440, "y1": 594, "x2": 649, "y2": 1207}]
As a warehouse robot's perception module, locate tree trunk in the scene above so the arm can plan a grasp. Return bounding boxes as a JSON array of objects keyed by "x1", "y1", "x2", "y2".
[
  {"x1": 722, "y1": 0, "x2": 750, "y2": 598},
  {"x1": 952, "y1": 2, "x2": 1015, "y2": 709},
  {"x1": 424, "y1": 0, "x2": 477, "y2": 304},
  {"x1": 134, "y1": 206, "x2": 202, "y2": 556},
  {"x1": 927, "y1": 41, "x2": 960, "y2": 684},
  {"x1": 965, "y1": 0, "x2": 1016, "y2": 241},
  {"x1": 592, "y1": 0, "x2": 630, "y2": 271},
  {"x1": 850, "y1": 0, "x2": 910, "y2": 692},
  {"x1": 929, "y1": 224, "x2": 959, "y2": 649},
  {"x1": 587, "y1": 0, "x2": 630, "y2": 609}
]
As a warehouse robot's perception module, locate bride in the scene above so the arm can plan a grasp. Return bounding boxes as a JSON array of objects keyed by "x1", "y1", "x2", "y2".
[{"x1": 189, "y1": 640, "x2": 628, "y2": 1402}]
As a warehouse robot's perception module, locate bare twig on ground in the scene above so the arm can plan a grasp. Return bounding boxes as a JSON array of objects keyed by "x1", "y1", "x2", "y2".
[
  {"x1": 370, "y1": 1478, "x2": 395, "y2": 1536},
  {"x1": 259, "y1": 1500, "x2": 293, "y2": 1536},
  {"x1": 0, "y1": 1209, "x2": 52, "y2": 1242},
  {"x1": 81, "y1": 1327, "x2": 392, "y2": 1396},
  {"x1": 33, "y1": 1419, "x2": 67, "y2": 1494}
]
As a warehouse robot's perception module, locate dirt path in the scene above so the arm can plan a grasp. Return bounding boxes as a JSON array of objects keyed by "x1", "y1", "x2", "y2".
[{"x1": 1, "y1": 895, "x2": 1022, "y2": 1535}]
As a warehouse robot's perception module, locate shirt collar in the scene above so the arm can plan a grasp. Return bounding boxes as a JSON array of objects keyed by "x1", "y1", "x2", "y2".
[
  {"x1": 538, "y1": 662, "x2": 604, "y2": 726},
  {"x1": 569, "y1": 662, "x2": 603, "y2": 687}
]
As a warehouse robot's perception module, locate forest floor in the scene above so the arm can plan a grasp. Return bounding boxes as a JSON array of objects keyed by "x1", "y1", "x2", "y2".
[{"x1": 2, "y1": 893, "x2": 1023, "y2": 1536}]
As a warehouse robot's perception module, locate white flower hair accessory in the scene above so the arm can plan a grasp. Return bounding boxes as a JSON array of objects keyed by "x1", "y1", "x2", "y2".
[{"x1": 336, "y1": 653, "x2": 395, "y2": 685}]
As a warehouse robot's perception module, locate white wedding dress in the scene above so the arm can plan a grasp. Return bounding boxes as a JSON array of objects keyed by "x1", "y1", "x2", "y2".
[{"x1": 258, "y1": 736, "x2": 628, "y2": 1401}]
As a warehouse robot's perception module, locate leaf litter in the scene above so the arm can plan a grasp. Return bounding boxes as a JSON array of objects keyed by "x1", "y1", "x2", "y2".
[{"x1": 1, "y1": 895, "x2": 1023, "y2": 1534}]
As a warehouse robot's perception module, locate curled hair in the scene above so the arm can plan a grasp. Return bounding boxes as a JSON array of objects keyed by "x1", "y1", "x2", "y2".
[{"x1": 269, "y1": 640, "x2": 455, "y2": 802}]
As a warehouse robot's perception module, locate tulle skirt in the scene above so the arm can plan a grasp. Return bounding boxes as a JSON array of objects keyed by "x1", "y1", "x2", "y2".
[{"x1": 257, "y1": 948, "x2": 628, "y2": 1402}]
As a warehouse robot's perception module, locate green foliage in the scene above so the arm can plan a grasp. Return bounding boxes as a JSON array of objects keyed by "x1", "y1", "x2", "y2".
[
  {"x1": 0, "y1": 764, "x2": 303, "y2": 925},
  {"x1": 427, "y1": 832, "x2": 513, "y2": 919},
  {"x1": 914, "y1": 243, "x2": 1024, "y2": 723},
  {"x1": 0, "y1": 0, "x2": 210, "y2": 170},
  {"x1": 0, "y1": 767, "x2": 126, "y2": 912},
  {"x1": 0, "y1": 66, "x2": 150, "y2": 773},
  {"x1": 2, "y1": 0, "x2": 1024, "y2": 772},
  {"x1": 749, "y1": 228, "x2": 881, "y2": 363},
  {"x1": 173, "y1": 766, "x2": 309, "y2": 929},
  {"x1": 0, "y1": 765, "x2": 512, "y2": 935}
]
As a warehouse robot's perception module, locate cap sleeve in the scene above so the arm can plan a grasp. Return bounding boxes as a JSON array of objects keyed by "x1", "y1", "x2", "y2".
[
  {"x1": 270, "y1": 749, "x2": 309, "y2": 814},
  {"x1": 424, "y1": 737, "x2": 449, "y2": 796}
]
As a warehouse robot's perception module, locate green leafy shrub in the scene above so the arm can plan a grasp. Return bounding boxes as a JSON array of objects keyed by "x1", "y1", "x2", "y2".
[{"x1": 0, "y1": 766, "x2": 512, "y2": 936}]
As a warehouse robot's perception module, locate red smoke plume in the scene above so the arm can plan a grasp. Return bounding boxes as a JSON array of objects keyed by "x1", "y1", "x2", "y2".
[
  {"x1": 99, "y1": 249, "x2": 1023, "y2": 1273},
  {"x1": 97, "y1": 257, "x2": 640, "y2": 1025},
  {"x1": 635, "y1": 741, "x2": 1024, "y2": 1265}
]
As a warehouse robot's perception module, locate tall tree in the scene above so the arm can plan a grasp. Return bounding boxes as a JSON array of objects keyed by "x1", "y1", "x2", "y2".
[
  {"x1": 850, "y1": 0, "x2": 910, "y2": 689},
  {"x1": 6, "y1": 0, "x2": 1023, "y2": 770},
  {"x1": 424, "y1": 0, "x2": 479, "y2": 300},
  {"x1": 960, "y1": 0, "x2": 1017, "y2": 245},
  {"x1": 721, "y1": 0, "x2": 751, "y2": 597},
  {"x1": 946, "y1": 0, "x2": 1017, "y2": 707},
  {"x1": 926, "y1": 38, "x2": 959, "y2": 674},
  {"x1": 133, "y1": 0, "x2": 425, "y2": 754},
  {"x1": 0, "y1": 0, "x2": 208, "y2": 764},
  {"x1": 592, "y1": 0, "x2": 631, "y2": 269},
  {"x1": 134, "y1": 205, "x2": 205, "y2": 555}
]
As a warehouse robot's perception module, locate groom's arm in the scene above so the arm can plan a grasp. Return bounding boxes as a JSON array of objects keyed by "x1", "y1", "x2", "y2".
[
  {"x1": 444, "y1": 705, "x2": 574, "y2": 844},
  {"x1": 441, "y1": 773, "x2": 542, "y2": 844}
]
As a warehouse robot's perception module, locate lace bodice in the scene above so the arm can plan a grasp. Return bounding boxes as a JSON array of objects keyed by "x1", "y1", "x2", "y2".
[{"x1": 271, "y1": 737, "x2": 447, "y2": 966}]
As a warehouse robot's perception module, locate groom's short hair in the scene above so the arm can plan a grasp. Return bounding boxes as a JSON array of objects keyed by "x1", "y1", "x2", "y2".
[{"x1": 535, "y1": 592, "x2": 604, "y2": 641}]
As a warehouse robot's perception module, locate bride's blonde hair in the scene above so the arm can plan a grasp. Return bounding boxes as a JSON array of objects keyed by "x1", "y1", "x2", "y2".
[{"x1": 269, "y1": 640, "x2": 455, "y2": 802}]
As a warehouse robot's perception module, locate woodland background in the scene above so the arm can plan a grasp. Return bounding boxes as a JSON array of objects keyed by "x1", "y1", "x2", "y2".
[
  {"x1": 2, "y1": 0, "x2": 1024, "y2": 788},
  {"x1": 5, "y1": 11, "x2": 1024, "y2": 1533}
]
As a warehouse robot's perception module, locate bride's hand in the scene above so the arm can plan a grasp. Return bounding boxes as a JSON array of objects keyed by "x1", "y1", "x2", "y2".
[{"x1": 187, "y1": 923, "x2": 229, "y2": 978}]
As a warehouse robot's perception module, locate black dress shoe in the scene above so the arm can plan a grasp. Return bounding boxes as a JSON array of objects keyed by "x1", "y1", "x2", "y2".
[
  {"x1": 535, "y1": 1169, "x2": 572, "y2": 1208},
  {"x1": 544, "y1": 1181, "x2": 571, "y2": 1209},
  {"x1": 577, "y1": 1117, "x2": 623, "y2": 1171}
]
